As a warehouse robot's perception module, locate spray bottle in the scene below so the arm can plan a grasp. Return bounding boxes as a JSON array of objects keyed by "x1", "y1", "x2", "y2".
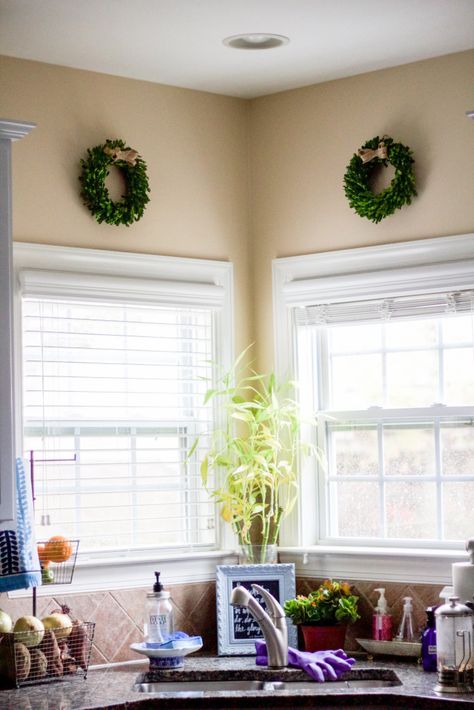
[
  {"x1": 372, "y1": 588, "x2": 393, "y2": 641},
  {"x1": 396, "y1": 596, "x2": 415, "y2": 642}
]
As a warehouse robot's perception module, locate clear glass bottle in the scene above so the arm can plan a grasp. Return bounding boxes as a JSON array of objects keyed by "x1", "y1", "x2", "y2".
[
  {"x1": 144, "y1": 571, "x2": 175, "y2": 647},
  {"x1": 396, "y1": 596, "x2": 414, "y2": 642}
]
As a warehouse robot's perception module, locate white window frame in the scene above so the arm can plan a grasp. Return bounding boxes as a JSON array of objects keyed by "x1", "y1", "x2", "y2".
[
  {"x1": 11, "y1": 242, "x2": 238, "y2": 594},
  {"x1": 273, "y1": 233, "x2": 474, "y2": 584}
]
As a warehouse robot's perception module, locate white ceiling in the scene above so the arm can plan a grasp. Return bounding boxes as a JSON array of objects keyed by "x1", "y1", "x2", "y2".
[{"x1": 1, "y1": 0, "x2": 473, "y2": 99}]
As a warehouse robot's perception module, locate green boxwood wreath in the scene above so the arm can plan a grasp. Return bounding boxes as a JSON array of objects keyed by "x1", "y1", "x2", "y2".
[
  {"x1": 343, "y1": 136, "x2": 416, "y2": 223},
  {"x1": 79, "y1": 139, "x2": 150, "y2": 226}
]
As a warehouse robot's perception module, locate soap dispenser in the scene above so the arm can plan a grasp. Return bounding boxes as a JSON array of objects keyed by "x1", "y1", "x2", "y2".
[
  {"x1": 452, "y1": 539, "x2": 474, "y2": 605},
  {"x1": 421, "y1": 606, "x2": 438, "y2": 672},
  {"x1": 372, "y1": 588, "x2": 393, "y2": 641},
  {"x1": 396, "y1": 596, "x2": 415, "y2": 642},
  {"x1": 144, "y1": 571, "x2": 175, "y2": 647}
]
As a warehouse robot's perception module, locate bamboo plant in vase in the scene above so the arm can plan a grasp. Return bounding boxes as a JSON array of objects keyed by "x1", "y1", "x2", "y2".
[{"x1": 190, "y1": 346, "x2": 320, "y2": 564}]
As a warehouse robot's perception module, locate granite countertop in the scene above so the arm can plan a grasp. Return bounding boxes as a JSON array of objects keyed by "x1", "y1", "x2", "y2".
[{"x1": 1, "y1": 655, "x2": 474, "y2": 709}]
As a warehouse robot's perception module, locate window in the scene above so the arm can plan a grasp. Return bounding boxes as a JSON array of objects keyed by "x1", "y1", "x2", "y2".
[
  {"x1": 295, "y1": 293, "x2": 474, "y2": 545},
  {"x1": 15, "y1": 244, "x2": 233, "y2": 561},
  {"x1": 273, "y1": 233, "x2": 474, "y2": 553}
]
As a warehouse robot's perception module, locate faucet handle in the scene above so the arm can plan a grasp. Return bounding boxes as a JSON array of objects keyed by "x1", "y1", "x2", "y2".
[{"x1": 251, "y1": 584, "x2": 285, "y2": 619}]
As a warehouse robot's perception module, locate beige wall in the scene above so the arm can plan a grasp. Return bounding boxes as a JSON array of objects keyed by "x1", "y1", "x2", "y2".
[
  {"x1": 1, "y1": 55, "x2": 252, "y2": 351},
  {"x1": 2, "y1": 51, "x2": 473, "y2": 368},
  {"x1": 249, "y1": 50, "x2": 474, "y2": 370}
]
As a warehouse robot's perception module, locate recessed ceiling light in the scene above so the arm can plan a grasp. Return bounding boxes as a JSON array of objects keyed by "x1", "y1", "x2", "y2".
[{"x1": 223, "y1": 33, "x2": 289, "y2": 50}]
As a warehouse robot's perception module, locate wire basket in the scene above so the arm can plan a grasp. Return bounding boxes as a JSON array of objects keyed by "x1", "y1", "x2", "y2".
[
  {"x1": 0, "y1": 621, "x2": 95, "y2": 688},
  {"x1": 37, "y1": 538, "x2": 79, "y2": 585}
]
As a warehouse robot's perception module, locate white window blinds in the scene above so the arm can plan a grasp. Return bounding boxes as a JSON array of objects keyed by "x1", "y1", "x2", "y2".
[
  {"x1": 295, "y1": 289, "x2": 474, "y2": 327},
  {"x1": 22, "y1": 294, "x2": 217, "y2": 554}
]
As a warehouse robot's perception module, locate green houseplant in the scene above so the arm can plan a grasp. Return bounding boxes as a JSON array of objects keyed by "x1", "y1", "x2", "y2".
[
  {"x1": 191, "y1": 346, "x2": 319, "y2": 563},
  {"x1": 283, "y1": 580, "x2": 360, "y2": 651}
]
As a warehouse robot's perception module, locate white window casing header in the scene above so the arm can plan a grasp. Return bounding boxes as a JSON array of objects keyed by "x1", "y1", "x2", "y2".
[{"x1": 19, "y1": 269, "x2": 225, "y2": 308}]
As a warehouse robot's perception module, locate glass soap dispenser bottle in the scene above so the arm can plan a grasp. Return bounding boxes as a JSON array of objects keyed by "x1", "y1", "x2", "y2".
[
  {"x1": 372, "y1": 587, "x2": 393, "y2": 641},
  {"x1": 144, "y1": 571, "x2": 175, "y2": 647}
]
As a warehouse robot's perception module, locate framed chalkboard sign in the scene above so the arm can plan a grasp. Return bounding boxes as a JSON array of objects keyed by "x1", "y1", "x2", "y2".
[{"x1": 216, "y1": 563, "x2": 296, "y2": 655}]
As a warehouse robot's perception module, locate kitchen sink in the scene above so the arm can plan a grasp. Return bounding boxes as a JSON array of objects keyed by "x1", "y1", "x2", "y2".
[{"x1": 135, "y1": 672, "x2": 402, "y2": 694}]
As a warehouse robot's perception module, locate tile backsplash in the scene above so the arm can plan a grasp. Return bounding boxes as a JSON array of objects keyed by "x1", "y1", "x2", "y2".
[{"x1": 0, "y1": 577, "x2": 442, "y2": 663}]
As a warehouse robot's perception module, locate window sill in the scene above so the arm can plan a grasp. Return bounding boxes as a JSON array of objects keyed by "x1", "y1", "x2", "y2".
[
  {"x1": 8, "y1": 549, "x2": 239, "y2": 598},
  {"x1": 278, "y1": 546, "x2": 465, "y2": 585}
]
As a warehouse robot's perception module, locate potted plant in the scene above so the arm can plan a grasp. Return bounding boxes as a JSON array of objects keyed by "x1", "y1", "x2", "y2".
[
  {"x1": 190, "y1": 346, "x2": 319, "y2": 563},
  {"x1": 283, "y1": 580, "x2": 360, "y2": 651}
]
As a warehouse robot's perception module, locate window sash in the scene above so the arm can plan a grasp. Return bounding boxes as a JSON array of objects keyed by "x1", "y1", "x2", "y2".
[
  {"x1": 22, "y1": 294, "x2": 217, "y2": 554},
  {"x1": 297, "y1": 316, "x2": 474, "y2": 547}
]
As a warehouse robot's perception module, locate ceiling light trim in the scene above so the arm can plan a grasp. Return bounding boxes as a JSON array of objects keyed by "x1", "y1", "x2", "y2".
[{"x1": 222, "y1": 33, "x2": 289, "y2": 50}]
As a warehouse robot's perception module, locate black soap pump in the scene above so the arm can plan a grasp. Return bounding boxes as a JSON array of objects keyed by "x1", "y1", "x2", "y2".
[{"x1": 144, "y1": 571, "x2": 175, "y2": 647}]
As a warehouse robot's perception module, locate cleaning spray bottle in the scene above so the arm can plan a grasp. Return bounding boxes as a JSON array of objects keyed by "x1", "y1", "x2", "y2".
[
  {"x1": 144, "y1": 571, "x2": 175, "y2": 647},
  {"x1": 396, "y1": 596, "x2": 414, "y2": 642},
  {"x1": 372, "y1": 587, "x2": 393, "y2": 641}
]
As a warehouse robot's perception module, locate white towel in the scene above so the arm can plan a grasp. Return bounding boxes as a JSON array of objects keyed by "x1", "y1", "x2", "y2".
[{"x1": 0, "y1": 458, "x2": 41, "y2": 592}]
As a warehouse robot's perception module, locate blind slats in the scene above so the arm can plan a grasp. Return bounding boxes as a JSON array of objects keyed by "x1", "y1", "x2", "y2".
[
  {"x1": 295, "y1": 289, "x2": 474, "y2": 327},
  {"x1": 23, "y1": 295, "x2": 216, "y2": 553}
]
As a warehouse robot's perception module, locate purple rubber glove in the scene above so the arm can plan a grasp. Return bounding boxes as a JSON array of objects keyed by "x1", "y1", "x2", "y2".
[{"x1": 255, "y1": 641, "x2": 355, "y2": 683}]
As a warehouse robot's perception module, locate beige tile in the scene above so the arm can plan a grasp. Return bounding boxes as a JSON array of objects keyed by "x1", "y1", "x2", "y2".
[
  {"x1": 92, "y1": 593, "x2": 137, "y2": 662},
  {"x1": 111, "y1": 587, "x2": 147, "y2": 632}
]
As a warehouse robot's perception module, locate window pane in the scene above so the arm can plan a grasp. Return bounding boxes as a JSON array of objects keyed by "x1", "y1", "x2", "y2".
[
  {"x1": 385, "y1": 320, "x2": 438, "y2": 349},
  {"x1": 331, "y1": 354, "x2": 382, "y2": 409},
  {"x1": 330, "y1": 324, "x2": 382, "y2": 353},
  {"x1": 444, "y1": 349, "x2": 474, "y2": 405},
  {"x1": 443, "y1": 482, "x2": 474, "y2": 540},
  {"x1": 330, "y1": 426, "x2": 378, "y2": 476},
  {"x1": 385, "y1": 482, "x2": 436, "y2": 539},
  {"x1": 384, "y1": 425, "x2": 435, "y2": 476},
  {"x1": 331, "y1": 481, "x2": 380, "y2": 538},
  {"x1": 442, "y1": 315, "x2": 474, "y2": 345},
  {"x1": 441, "y1": 423, "x2": 474, "y2": 476},
  {"x1": 386, "y1": 351, "x2": 438, "y2": 407}
]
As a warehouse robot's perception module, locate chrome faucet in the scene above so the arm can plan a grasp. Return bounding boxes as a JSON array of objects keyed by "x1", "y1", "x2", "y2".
[{"x1": 230, "y1": 583, "x2": 288, "y2": 668}]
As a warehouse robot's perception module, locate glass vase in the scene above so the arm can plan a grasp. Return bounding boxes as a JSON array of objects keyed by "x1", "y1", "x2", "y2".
[{"x1": 238, "y1": 544, "x2": 278, "y2": 565}]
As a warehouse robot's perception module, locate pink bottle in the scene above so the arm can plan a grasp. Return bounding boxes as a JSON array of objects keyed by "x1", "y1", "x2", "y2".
[{"x1": 372, "y1": 588, "x2": 393, "y2": 641}]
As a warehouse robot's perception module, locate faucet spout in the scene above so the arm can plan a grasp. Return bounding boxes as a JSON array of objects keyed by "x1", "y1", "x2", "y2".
[{"x1": 230, "y1": 583, "x2": 288, "y2": 668}]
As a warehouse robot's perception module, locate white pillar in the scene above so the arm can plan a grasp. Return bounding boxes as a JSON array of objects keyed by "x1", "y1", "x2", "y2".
[{"x1": 0, "y1": 119, "x2": 35, "y2": 521}]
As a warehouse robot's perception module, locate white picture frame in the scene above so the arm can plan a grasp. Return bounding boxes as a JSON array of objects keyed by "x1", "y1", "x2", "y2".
[{"x1": 216, "y1": 562, "x2": 297, "y2": 655}]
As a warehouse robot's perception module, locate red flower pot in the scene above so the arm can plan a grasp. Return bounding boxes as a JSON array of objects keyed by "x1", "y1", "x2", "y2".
[{"x1": 300, "y1": 624, "x2": 347, "y2": 652}]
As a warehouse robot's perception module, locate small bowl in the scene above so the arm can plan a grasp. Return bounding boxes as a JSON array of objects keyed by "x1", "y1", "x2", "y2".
[{"x1": 129, "y1": 641, "x2": 203, "y2": 669}]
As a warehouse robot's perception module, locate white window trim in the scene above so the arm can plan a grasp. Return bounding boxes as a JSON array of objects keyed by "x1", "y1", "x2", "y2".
[
  {"x1": 12, "y1": 242, "x2": 235, "y2": 592},
  {"x1": 273, "y1": 233, "x2": 474, "y2": 583}
]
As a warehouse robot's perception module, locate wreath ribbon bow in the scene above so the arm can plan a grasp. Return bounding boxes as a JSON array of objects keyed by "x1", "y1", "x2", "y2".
[
  {"x1": 357, "y1": 141, "x2": 388, "y2": 163},
  {"x1": 103, "y1": 145, "x2": 139, "y2": 166}
]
